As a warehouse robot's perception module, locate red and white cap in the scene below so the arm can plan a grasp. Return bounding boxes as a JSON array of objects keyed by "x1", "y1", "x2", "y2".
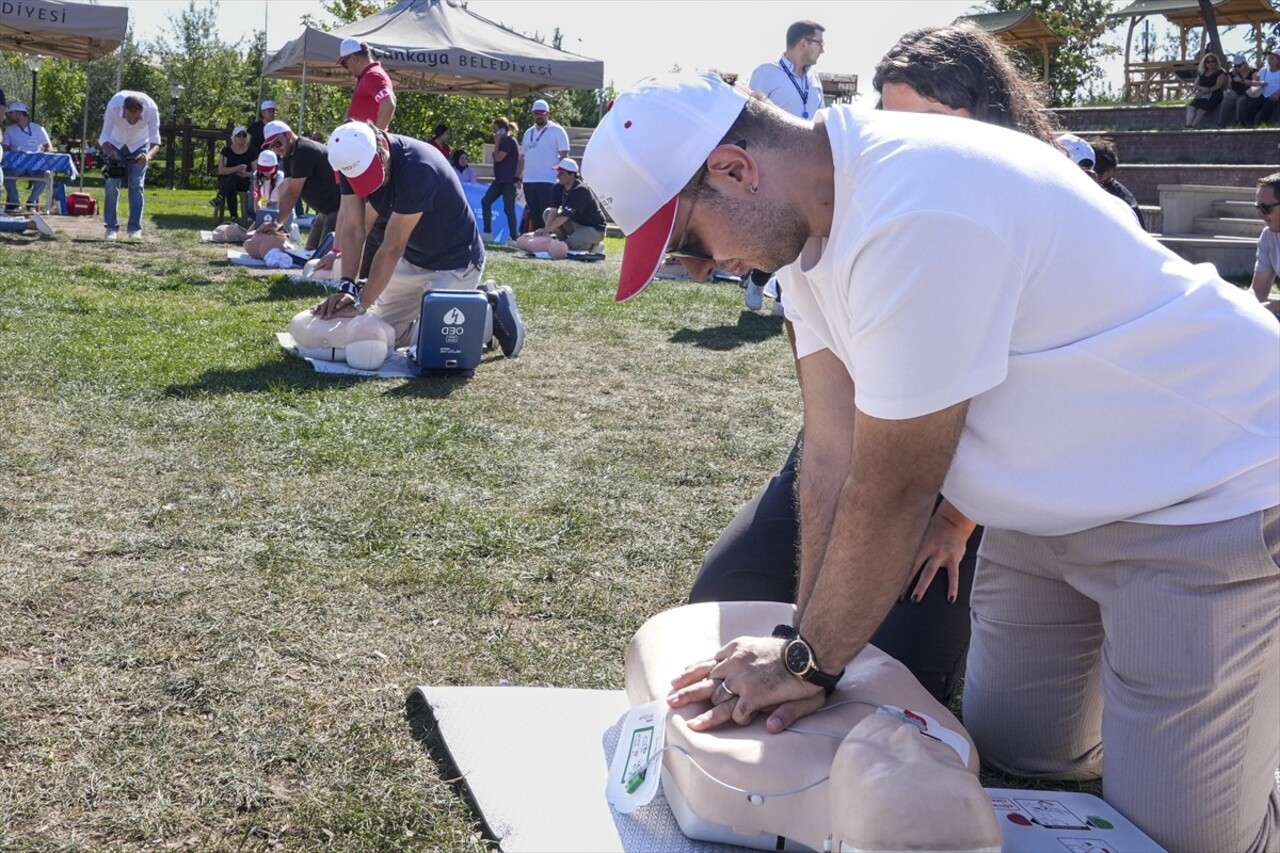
[
  {"x1": 262, "y1": 119, "x2": 292, "y2": 147},
  {"x1": 327, "y1": 121, "x2": 384, "y2": 198},
  {"x1": 552, "y1": 157, "x2": 579, "y2": 173},
  {"x1": 581, "y1": 71, "x2": 747, "y2": 301},
  {"x1": 256, "y1": 149, "x2": 278, "y2": 174}
]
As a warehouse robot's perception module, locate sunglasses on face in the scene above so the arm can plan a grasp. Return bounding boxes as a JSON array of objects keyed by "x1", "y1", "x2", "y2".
[{"x1": 1257, "y1": 200, "x2": 1280, "y2": 215}]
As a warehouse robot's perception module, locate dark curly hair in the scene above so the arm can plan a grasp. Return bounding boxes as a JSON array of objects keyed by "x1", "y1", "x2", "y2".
[{"x1": 871, "y1": 23, "x2": 1059, "y2": 144}]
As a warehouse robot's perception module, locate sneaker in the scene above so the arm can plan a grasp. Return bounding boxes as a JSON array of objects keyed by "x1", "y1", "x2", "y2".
[
  {"x1": 104, "y1": 228, "x2": 118, "y2": 241},
  {"x1": 489, "y1": 285, "x2": 525, "y2": 358},
  {"x1": 771, "y1": 298, "x2": 785, "y2": 318},
  {"x1": 744, "y1": 280, "x2": 765, "y2": 310},
  {"x1": 30, "y1": 213, "x2": 53, "y2": 238},
  {"x1": 127, "y1": 229, "x2": 143, "y2": 239}
]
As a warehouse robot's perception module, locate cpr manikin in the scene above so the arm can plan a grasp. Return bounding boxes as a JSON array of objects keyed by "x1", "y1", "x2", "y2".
[
  {"x1": 287, "y1": 309, "x2": 395, "y2": 370},
  {"x1": 623, "y1": 602, "x2": 1001, "y2": 852}
]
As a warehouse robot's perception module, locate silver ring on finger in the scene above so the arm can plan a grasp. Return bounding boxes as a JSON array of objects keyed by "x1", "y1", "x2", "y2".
[{"x1": 716, "y1": 680, "x2": 737, "y2": 701}]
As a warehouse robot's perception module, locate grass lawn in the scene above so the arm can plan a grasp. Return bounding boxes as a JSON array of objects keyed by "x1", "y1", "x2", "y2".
[{"x1": 0, "y1": 185, "x2": 804, "y2": 850}]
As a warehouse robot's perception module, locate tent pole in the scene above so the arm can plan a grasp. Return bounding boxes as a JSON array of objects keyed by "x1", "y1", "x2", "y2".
[
  {"x1": 300, "y1": 61, "x2": 307, "y2": 132},
  {"x1": 80, "y1": 60, "x2": 92, "y2": 190}
]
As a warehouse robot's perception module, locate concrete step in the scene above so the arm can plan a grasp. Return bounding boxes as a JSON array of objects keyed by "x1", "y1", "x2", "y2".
[
  {"x1": 1193, "y1": 215, "x2": 1267, "y2": 239},
  {"x1": 1215, "y1": 199, "x2": 1261, "y2": 218},
  {"x1": 1115, "y1": 166, "x2": 1275, "y2": 206},
  {"x1": 1076, "y1": 128, "x2": 1280, "y2": 168},
  {"x1": 1155, "y1": 234, "x2": 1256, "y2": 278}
]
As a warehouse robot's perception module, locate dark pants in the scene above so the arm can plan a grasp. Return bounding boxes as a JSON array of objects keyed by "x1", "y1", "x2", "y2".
[
  {"x1": 216, "y1": 174, "x2": 250, "y2": 219},
  {"x1": 307, "y1": 209, "x2": 338, "y2": 252},
  {"x1": 358, "y1": 214, "x2": 388, "y2": 279},
  {"x1": 689, "y1": 434, "x2": 980, "y2": 703},
  {"x1": 1238, "y1": 94, "x2": 1279, "y2": 127},
  {"x1": 481, "y1": 181, "x2": 518, "y2": 239},
  {"x1": 522, "y1": 182, "x2": 555, "y2": 231}
]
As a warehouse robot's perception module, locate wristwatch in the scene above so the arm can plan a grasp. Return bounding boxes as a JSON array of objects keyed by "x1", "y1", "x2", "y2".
[{"x1": 772, "y1": 624, "x2": 844, "y2": 695}]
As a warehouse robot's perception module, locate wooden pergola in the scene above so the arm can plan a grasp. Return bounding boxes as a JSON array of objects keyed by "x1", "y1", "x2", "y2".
[
  {"x1": 1108, "y1": 0, "x2": 1280, "y2": 102},
  {"x1": 955, "y1": 9, "x2": 1065, "y2": 81}
]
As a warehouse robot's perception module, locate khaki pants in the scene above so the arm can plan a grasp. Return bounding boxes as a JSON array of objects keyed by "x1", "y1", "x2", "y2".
[
  {"x1": 541, "y1": 207, "x2": 604, "y2": 251},
  {"x1": 370, "y1": 257, "x2": 483, "y2": 347},
  {"x1": 963, "y1": 507, "x2": 1280, "y2": 852}
]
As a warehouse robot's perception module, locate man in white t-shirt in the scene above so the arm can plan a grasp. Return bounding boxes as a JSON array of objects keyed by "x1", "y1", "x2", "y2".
[
  {"x1": 518, "y1": 98, "x2": 570, "y2": 232},
  {"x1": 742, "y1": 20, "x2": 825, "y2": 312},
  {"x1": 98, "y1": 90, "x2": 161, "y2": 240},
  {"x1": 1240, "y1": 49, "x2": 1280, "y2": 126},
  {"x1": 1251, "y1": 171, "x2": 1280, "y2": 314},
  {"x1": 582, "y1": 71, "x2": 1280, "y2": 853},
  {"x1": 1, "y1": 102, "x2": 52, "y2": 213}
]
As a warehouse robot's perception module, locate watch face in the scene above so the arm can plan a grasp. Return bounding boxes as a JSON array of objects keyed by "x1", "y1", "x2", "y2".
[{"x1": 784, "y1": 638, "x2": 813, "y2": 676}]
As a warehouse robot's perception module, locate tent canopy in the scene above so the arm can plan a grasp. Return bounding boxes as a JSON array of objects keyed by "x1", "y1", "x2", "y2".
[
  {"x1": 0, "y1": 0, "x2": 128, "y2": 61},
  {"x1": 1108, "y1": 0, "x2": 1278, "y2": 29},
  {"x1": 263, "y1": 0, "x2": 604, "y2": 97}
]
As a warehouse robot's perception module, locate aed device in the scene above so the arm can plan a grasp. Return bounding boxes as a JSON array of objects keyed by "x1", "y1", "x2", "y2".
[{"x1": 410, "y1": 290, "x2": 490, "y2": 376}]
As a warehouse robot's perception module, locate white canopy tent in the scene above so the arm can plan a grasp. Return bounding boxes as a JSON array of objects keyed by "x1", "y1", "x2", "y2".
[
  {"x1": 0, "y1": 0, "x2": 129, "y2": 187},
  {"x1": 0, "y1": 0, "x2": 127, "y2": 61},
  {"x1": 263, "y1": 0, "x2": 604, "y2": 123}
]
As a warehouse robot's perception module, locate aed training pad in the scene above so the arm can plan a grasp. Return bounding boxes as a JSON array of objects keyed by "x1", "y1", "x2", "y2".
[
  {"x1": 407, "y1": 686, "x2": 1164, "y2": 853},
  {"x1": 406, "y1": 685, "x2": 755, "y2": 853}
]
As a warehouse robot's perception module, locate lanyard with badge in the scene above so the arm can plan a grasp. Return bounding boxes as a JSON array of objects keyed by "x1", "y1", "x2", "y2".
[
  {"x1": 527, "y1": 125, "x2": 548, "y2": 149},
  {"x1": 779, "y1": 59, "x2": 813, "y2": 119}
]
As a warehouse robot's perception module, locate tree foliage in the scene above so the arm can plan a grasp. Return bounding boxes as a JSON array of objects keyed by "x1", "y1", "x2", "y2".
[{"x1": 982, "y1": 0, "x2": 1121, "y2": 106}]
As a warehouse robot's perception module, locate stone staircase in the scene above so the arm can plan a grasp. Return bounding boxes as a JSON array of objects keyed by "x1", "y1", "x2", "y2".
[{"x1": 1054, "y1": 105, "x2": 1277, "y2": 277}]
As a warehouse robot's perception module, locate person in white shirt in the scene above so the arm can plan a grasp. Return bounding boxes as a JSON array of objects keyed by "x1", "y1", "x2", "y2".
[
  {"x1": 1250, "y1": 171, "x2": 1280, "y2": 314},
  {"x1": 1239, "y1": 49, "x2": 1280, "y2": 127},
  {"x1": 98, "y1": 90, "x2": 160, "y2": 240},
  {"x1": 583, "y1": 71, "x2": 1280, "y2": 853},
  {"x1": 1, "y1": 102, "x2": 52, "y2": 213},
  {"x1": 517, "y1": 98, "x2": 570, "y2": 231},
  {"x1": 742, "y1": 21, "x2": 825, "y2": 311}
]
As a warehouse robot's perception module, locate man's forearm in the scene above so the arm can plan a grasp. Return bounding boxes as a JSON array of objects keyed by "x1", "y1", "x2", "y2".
[
  {"x1": 795, "y1": 441, "x2": 848, "y2": 615},
  {"x1": 798, "y1": 470, "x2": 942, "y2": 672}
]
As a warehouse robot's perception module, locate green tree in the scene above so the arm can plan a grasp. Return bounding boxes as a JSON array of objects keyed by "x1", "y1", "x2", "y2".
[
  {"x1": 149, "y1": 1, "x2": 253, "y2": 126},
  {"x1": 982, "y1": 0, "x2": 1121, "y2": 106}
]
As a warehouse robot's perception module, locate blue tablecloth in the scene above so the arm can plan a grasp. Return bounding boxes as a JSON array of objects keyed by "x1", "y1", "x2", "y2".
[{"x1": 2, "y1": 152, "x2": 79, "y2": 180}]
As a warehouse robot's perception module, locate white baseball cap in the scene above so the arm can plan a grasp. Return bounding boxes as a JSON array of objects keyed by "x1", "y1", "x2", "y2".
[
  {"x1": 582, "y1": 71, "x2": 748, "y2": 301},
  {"x1": 6, "y1": 101, "x2": 28, "y2": 114},
  {"x1": 1055, "y1": 133, "x2": 1095, "y2": 167},
  {"x1": 260, "y1": 100, "x2": 276, "y2": 112},
  {"x1": 531, "y1": 99, "x2": 550, "y2": 113},
  {"x1": 1232, "y1": 53, "x2": 1247, "y2": 66},
  {"x1": 328, "y1": 121, "x2": 384, "y2": 197},
  {"x1": 262, "y1": 119, "x2": 292, "y2": 147},
  {"x1": 338, "y1": 37, "x2": 365, "y2": 64},
  {"x1": 553, "y1": 157, "x2": 579, "y2": 173},
  {"x1": 257, "y1": 149, "x2": 279, "y2": 172}
]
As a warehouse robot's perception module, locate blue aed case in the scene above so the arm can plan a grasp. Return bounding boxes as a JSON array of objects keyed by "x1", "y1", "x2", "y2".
[{"x1": 411, "y1": 290, "x2": 489, "y2": 376}]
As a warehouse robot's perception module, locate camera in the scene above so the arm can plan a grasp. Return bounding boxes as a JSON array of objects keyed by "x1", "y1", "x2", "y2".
[{"x1": 102, "y1": 157, "x2": 127, "y2": 179}]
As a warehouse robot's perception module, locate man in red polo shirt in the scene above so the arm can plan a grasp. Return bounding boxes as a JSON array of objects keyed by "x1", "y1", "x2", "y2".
[
  {"x1": 337, "y1": 37, "x2": 399, "y2": 279},
  {"x1": 338, "y1": 38, "x2": 396, "y2": 131}
]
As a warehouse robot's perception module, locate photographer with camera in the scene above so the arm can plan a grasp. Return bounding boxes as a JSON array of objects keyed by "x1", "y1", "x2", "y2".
[{"x1": 98, "y1": 90, "x2": 160, "y2": 241}]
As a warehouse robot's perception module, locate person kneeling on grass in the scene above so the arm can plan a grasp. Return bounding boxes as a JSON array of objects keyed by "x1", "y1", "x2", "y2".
[
  {"x1": 312, "y1": 120, "x2": 525, "y2": 359},
  {"x1": 515, "y1": 158, "x2": 607, "y2": 258}
]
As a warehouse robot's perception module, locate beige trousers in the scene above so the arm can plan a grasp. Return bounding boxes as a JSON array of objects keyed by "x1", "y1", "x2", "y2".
[
  {"x1": 370, "y1": 257, "x2": 483, "y2": 347},
  {"x1": 963, "y1": 506, "x2": 1280, "y2": 852}
]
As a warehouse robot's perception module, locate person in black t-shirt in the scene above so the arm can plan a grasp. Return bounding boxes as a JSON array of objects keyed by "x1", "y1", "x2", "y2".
[
  {"x1": 259, "y1": 119, "x2": 341, "y2": 251},
  {"x1": 481, "y1": 116, "x2": 521, "y2": 242},
  {"x1": 515, "y1": 157, "x2": 607, "y2": 256},
  {"x1": 313, "y1": 121, "x2": 487, "y2": 347},
  {"x1": 211, "y1": 125, "x2": 256, "y2": 221},
  {"x1": 247, "y1": 100, "x2": 276, "y2": 153}
]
